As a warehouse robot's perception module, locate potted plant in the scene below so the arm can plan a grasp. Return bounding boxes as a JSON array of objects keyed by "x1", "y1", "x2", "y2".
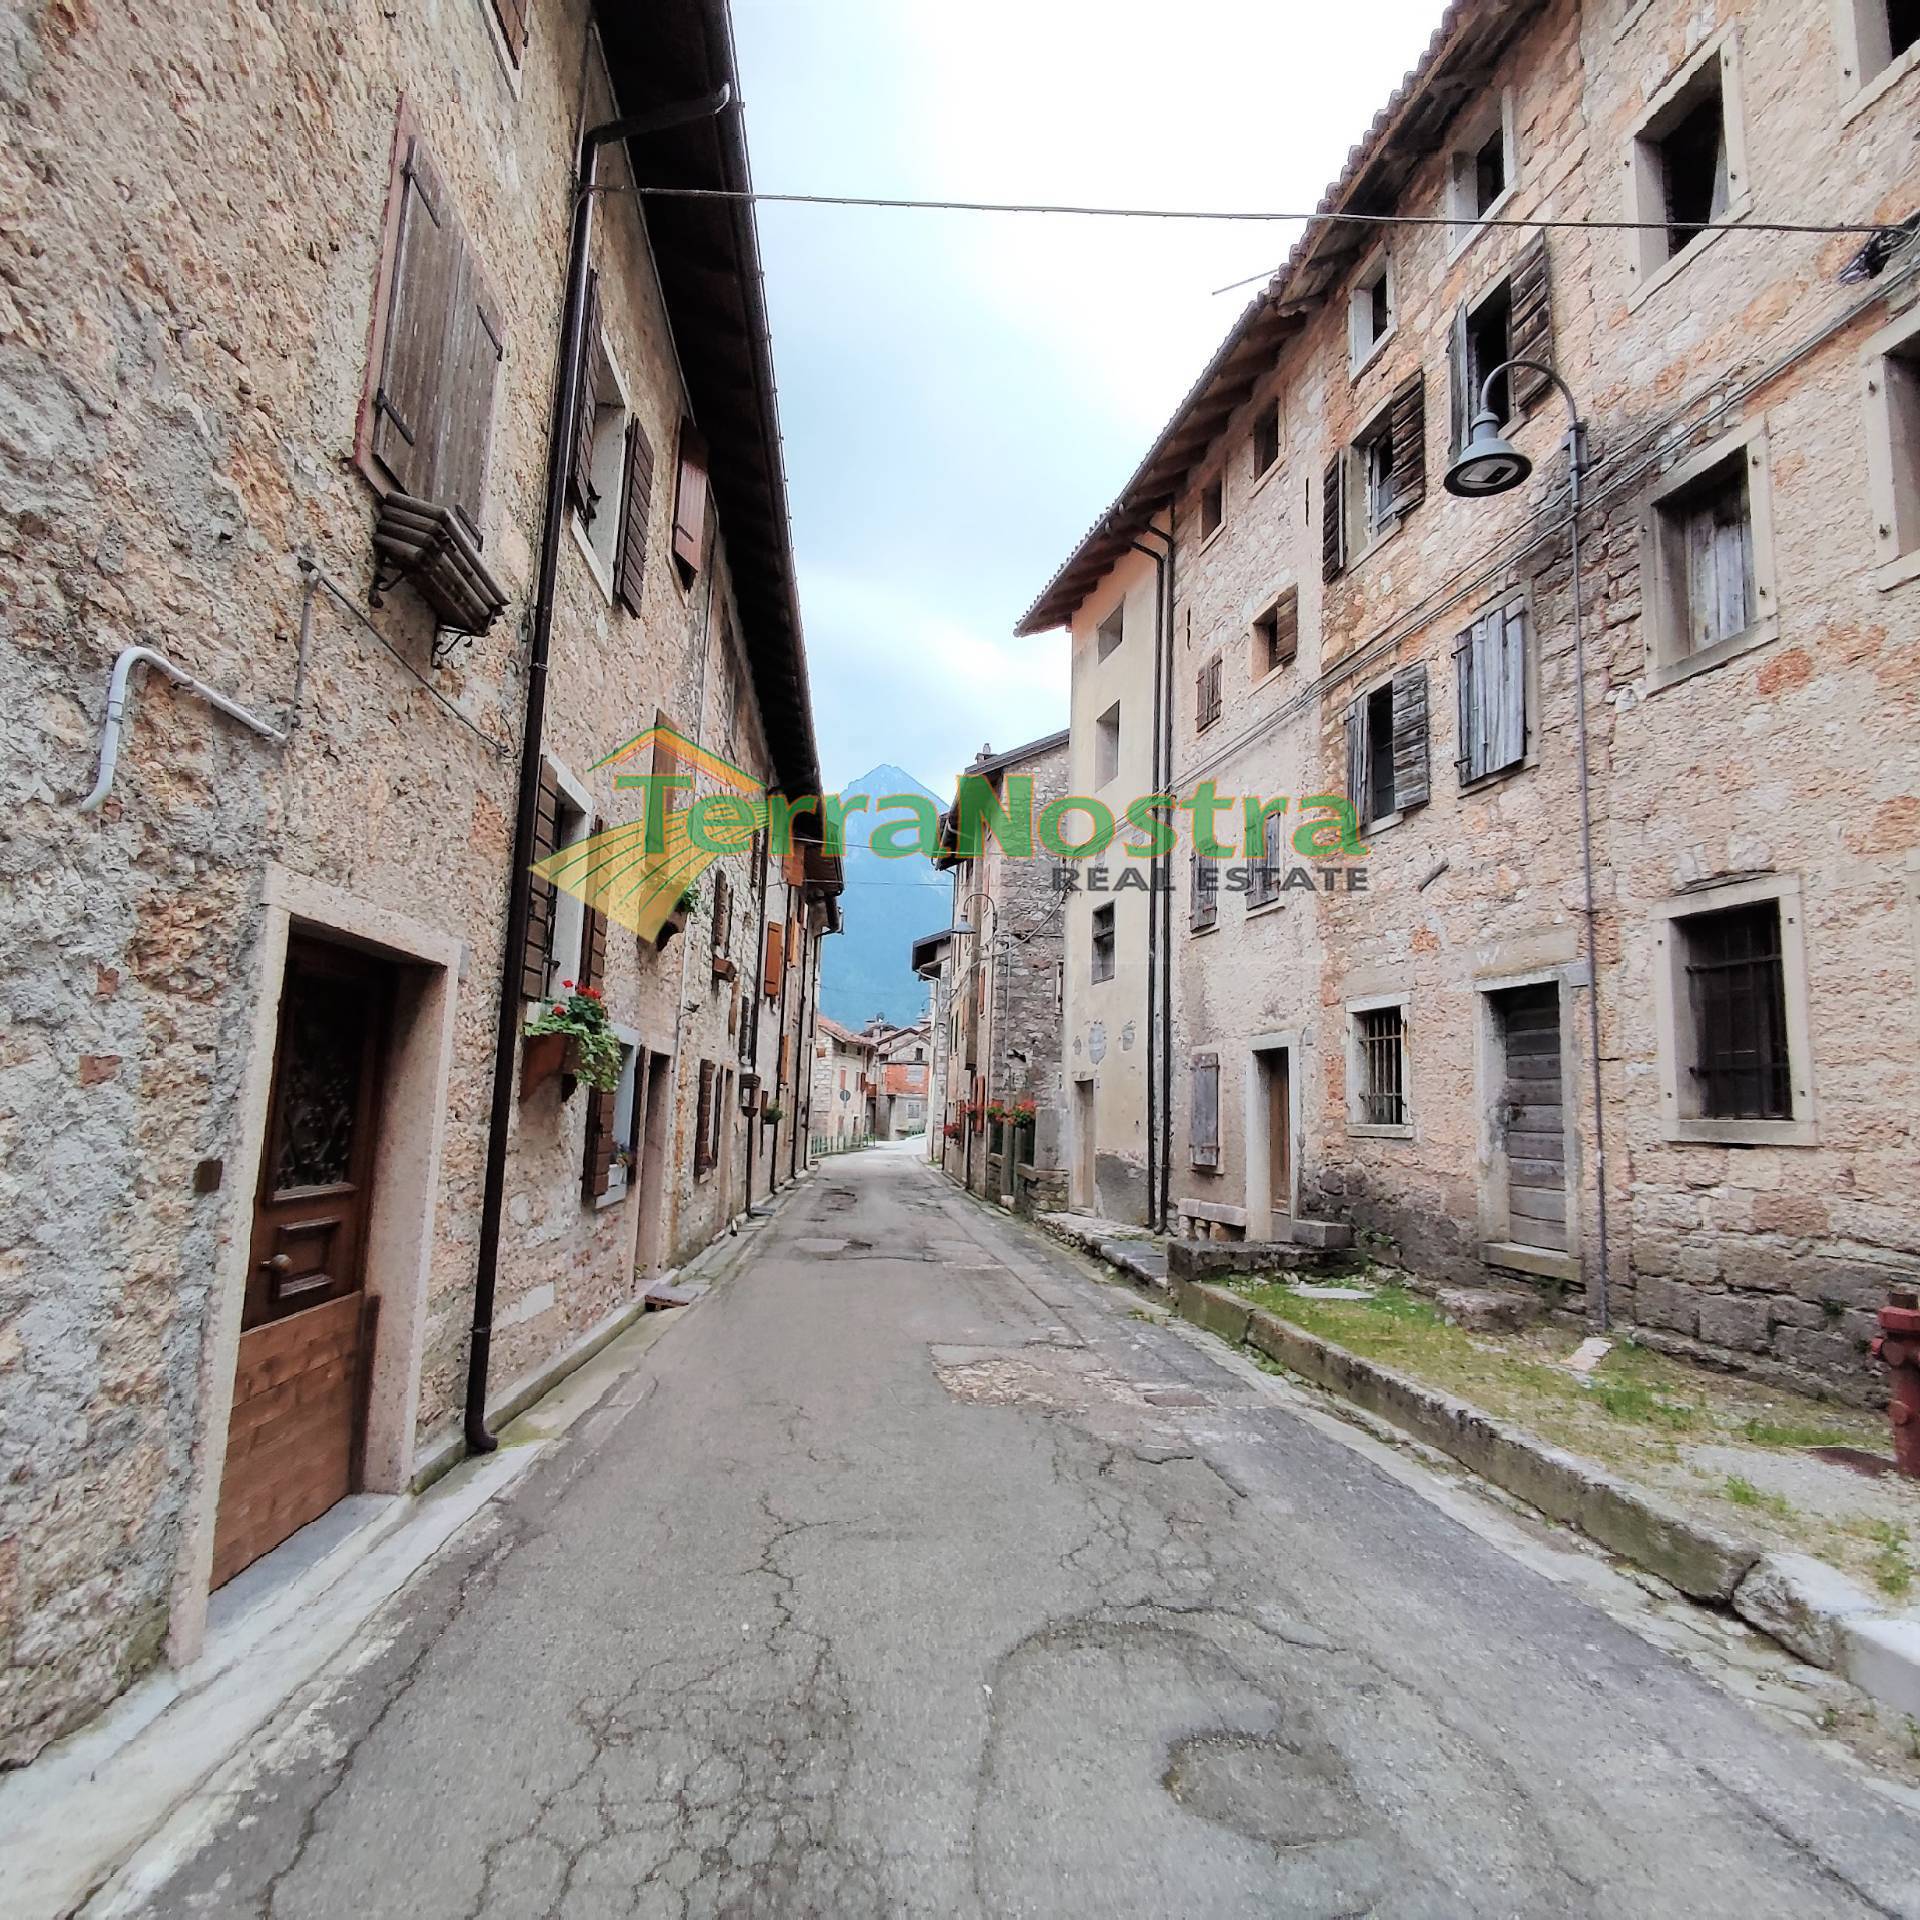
[
  {"x1": 654, "y1": 882, "x2": 699, "y2": 952},
  {"x1": 522, "y1": 981, "x2": 622, "y2": 1099},
  {"x1": 762, "y1": 1099, "x2": 785, "y2": 1126}
]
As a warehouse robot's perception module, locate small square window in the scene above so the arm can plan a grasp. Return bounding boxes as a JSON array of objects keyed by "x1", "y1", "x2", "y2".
[
  {"x1": 1349, "y1": 255, "x2": 1394, "y2": 371},
  {"x1": 1252, "y1": 589, "x2": 1299, "y2": 680},
  {"x1": 1251, "y1": 401, "x2": 1281, "y2": 477},
  {"x1": 1356, "y1": 1005, "x2": 1407, "y2": 1128},
  {"x1": 1838, "y1": 0, "x2": 1920, "y2": 93},
  {"x1": 1656, "y1": 87, "x2": 1729, "y2": 258},
  {"x1": 1093, "y1": 702, "x2": 1121, "y2": 787},
  {"x1": 1096, "y1": 602, "x2": 1125, "y2": 661},
  {"x1": 1090, "y1": 903, "x2": 1116, "y2": 982},
  {"x1": 1472, "y1": 128, "x2": 1507, "y2": 215},
  {"x1": 1199, "y1": 477, "x2": 1225, "y2": 542},
  {"x1": 1447, "y1": 95, "x2": 1516, "y2": 247}
]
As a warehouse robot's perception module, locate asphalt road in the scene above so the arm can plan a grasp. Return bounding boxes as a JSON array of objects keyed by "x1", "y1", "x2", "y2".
[{"x1": 115, "y1": 1143, "x2": 1920, "y2": 1918}]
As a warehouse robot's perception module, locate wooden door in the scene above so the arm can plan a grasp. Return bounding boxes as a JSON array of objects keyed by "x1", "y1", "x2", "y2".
[
  {"x1": 211, "y1": 940, "x2": 389, "y2": 1590},
  {"x1": 1266, "y1": 1052, "x2": 1292, "y2": 1234},
  {"x1": 1496, "y1": 985, "x2": 1566, "y2": 1253}
]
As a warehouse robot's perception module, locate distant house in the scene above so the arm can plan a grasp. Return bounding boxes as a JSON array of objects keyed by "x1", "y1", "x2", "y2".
[
  {"x1": 812, "y1": 1017, "x2": 879, "y2": 1147},
  {"x1": 863, "y1": 1018, "x2": 932, "y2": 1137}
]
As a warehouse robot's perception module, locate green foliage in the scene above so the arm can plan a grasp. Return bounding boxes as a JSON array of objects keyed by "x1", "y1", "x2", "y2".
[
  {"x1": 1722, "y1": 1475, "x2": 1795, "y2": 1519},
  {"x1": 1739, "y1": 1417, "x2": 1857, "y2": 1449},
  {"x1": 524, "y1": 986, "x2": 622, "y2": 1092},
  {"x1": 1866, "y1": 1521, "x2": 1914, "y2": 1597}
]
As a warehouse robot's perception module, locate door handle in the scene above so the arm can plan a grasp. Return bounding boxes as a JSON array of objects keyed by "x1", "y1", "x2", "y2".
[{"x1": 258, "y1": 1253, "x2": 292, "y2": 1274}]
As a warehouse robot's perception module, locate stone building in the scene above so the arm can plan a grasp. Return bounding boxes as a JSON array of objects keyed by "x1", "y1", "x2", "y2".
[
  {"x1": 864, "y1": 1018, "x2": 932, "y2": 1138},
  {"x1": 1021, "y1": 0, "x2": 1920, "y2": 1399},
  {"x1": 933, "y1": 731, "x2": 1071, "y2": 1199},
  {"x1": 0, "y1": 0, "x2": 835, "y2": 1763},
  {"x1": 811, "y1": 1017, "x2": 878, "y2": 1148}
]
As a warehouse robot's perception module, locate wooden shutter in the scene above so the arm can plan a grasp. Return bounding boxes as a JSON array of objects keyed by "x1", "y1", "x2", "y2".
[
  {"x1": 695, "y1": 1060, "x2": 715, "y2": 1173},
  {"x1": 1448, "y1": 305, "x2": 1473, "y2": 454},
  {"x1": 1322, "y1": 456, "x2": 1346, "y2": 581},
  {"x1": 1388, "y1": 372, "x2": 1426, "y2": 516},
  {"x1": 1192, "y1": 848, "x2": 1217, "y2": 929},
  {"x1": 1345, "y1": 696, "x2": 1368, "y2": 822},
  {"x1": 671, "y1": 422, "x2": 710, "y2": 575},
  {"x1": 1190, "y1": 1053, "x2": 1221, "y2": 1170},
  {"x1": 1507, "y1": 236, "x2": 1553, "y2": 413},
  {"x1": 613, "y1": 418, "x2": 654, "y2": 614},
  {"x1": 582, "y1": 1083, "x2": 616, "y2": 1200},
  {"x1": 371, "y1": 138, "x2": 455, "y2": 499},
  {"x1": 491, "y1": 0, "x2": 529, "y2": 64},
  {"x1": 568, "y1": 270, "x2": 601, "y2": 521},
  {"x1": 1390, "y1": 661, "x2": 1431, "y2": 813},
  {"x1": 1273, "y1": 591, "x2": 1298, "y2": 666},
  {"x1": 764, "y1": 921, "x2": 785, "y2": 998},
  {"x1": 712, "y1": 868, "x2": 731, "y2": 957},
  {"x1": 520, "y1": 763, "x2": 563, "y2": 1000},
  {"x1": 582, "y1": 904, "x2": 608, "y2": 993},
  {"x1": 434, "y1": 248, "x2": 506, "y2": 542}
]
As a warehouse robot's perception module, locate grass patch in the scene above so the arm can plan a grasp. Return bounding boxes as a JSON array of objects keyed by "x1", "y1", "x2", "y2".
[
  {"x1": 1863, "y1": 1520, "x2": 1914, "y2": 1598},
  {"x1": 1739, "y1": 1417, "x2": 1858, "y2": 1450},
  {"x1": 1722, "y1": 1474, "x2": 1795, "y2": 1519},
  {"x1": 1590, "y1": 1381, "x2": 1702, "y2": 1432}
]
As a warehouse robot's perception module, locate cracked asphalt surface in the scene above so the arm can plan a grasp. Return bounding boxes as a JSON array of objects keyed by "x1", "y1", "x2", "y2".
[{"x1": 116, "y1": 1145, "x2": 1920, "y2": 1918}]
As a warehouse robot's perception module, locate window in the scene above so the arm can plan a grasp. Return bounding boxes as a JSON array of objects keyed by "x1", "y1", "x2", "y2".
[
  {"x1": 585, "y1": 1038, "x2": 639, "y2": 1207},
  {"x1": 521, "y1": 761, "x2": 590, "y2": 999},
  {"x1": 1446, "y1": 94, "x2": 1515, "y2": 248},
  {"x1": 1096, "y1": 602, "x2": 1125, "y2": 661},
  {"x1": 1199, "y1": 477, "x2": 1225, "y2": 542},
  {"x1": 1354, "y1": 1005, "x2": 1408, "y2": 1130},
  {"x1": 670, "y1": 420, "x2": 710, "y2": 585},
  {"x1": 1865, "y1": 307, "x2": 1920, "y2": 586},
  {"x1": 1454, "y1": 599, "x2": 1529, "y2": 784},
  {"x1": 1191, "y1": 850, "x2": 1218, "y2": 931},
  {"x1": 1252, "y1": 590, "x2": 1299, "y2": 680},
  {"x1": 360, "y1": 128, "x2": 506, "y2": 539},
  {"x1": 1246, "y1": 807, "x2": 1286, "y2": 909},
  {"x1": 1190, "y1": 1052, "x2": 1221, "y2": 1170},
  {"x1": 1625, "y1": 37, "x2": 1749, "y2": 292},
  {"x1": 1251, "y1": 401, "x2": 1281, "y2": 478},
  {"x1": 1835, "y1": 0, "x2": 1920, "y2": 97},
  {"x1": 488, "y1": 0, "x2": 529, "y2": 65},
  {"x1": 1654, "y1": 877, "x2": 1813, "y2": 1144},
  {"x1": 1090, "y1": 904, "x2": 1116, "y2": 982},
  {"x1": 1449, "y1": 239, "x2": 1553, "y2": 450},
  {"x1": 1643, "y1": 423, "x2": 1776, "y2": 687},
  {"x1": 1196, "y1": 655, "x2": 1223, "y2": 732},
  {"x1": 1327, "y1": 376, "x2": 1427, "y2": 577},
  {"x1": 1346, "y1": 663, "x2": 1430, "y2": 826},
  {"x1": 568, "y1": 286, "x2": 633, "y2": 585},
  {"x1": 1094, "y1": 702, "x2": 1121, "y2": 787},
  {"x1": 1349, "y1": 253, "x2": 1395, "y2": 371}
]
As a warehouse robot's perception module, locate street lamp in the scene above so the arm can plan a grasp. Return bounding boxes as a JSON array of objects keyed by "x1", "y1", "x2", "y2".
[{"x1": 1443, "y1": 359, "x2": 1612, "y2": 1332}]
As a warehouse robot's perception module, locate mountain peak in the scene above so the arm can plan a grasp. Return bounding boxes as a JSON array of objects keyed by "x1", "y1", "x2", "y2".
[{"x1": 841, "y1": 763, "x2": 939, "y2": 803}]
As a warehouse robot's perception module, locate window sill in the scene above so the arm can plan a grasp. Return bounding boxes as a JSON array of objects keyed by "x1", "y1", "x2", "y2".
[
  {"x1": 1249, "y1": 457, "x2": 1284, "y2": 501},
  {"x1": 474, "y1": 0, "x2": 528, "y2": 95},
  {"x1": 1612, "y1": 0, "x2": 1655, "y2": 42},
  {"x1": 1645, "y1": 613, "x2": 1779, "y2": 693},
  {"x1": 1841, "y1": 41, "x2": 1920, "y2": 125},
  {"x1": 1445, "y1": 184, "x2": 1517, "y2": 267},
  {"x1": 594, "y1": 1179, "x2": 629, "y2": 1213},
  {"x1": 1346, "y1": 513, "x2": 1406, "y2": 578},
  {"x1": 1244, "y1": 896, "x2": 1287, "y2": 922},
  {"x1": 1458, "y1": 758, "x2": 1529, "y2": 796},
  {"x1": 1874, "y1": 548, "x2": 1920, "y2": 594},
  {"x1": 1198, "y1": 521, "x2": 1227, "y2": 554},
  {"x1": 1250, "y1": 658, "x2": 1297, "y2": 693},
  {"x1": 1626, "y1": 200, "x2": 1752, "y2": 314},
  {"x1": 1348, "y1": 1121, "x2": 1414, "y2": 1140},
  {"x1": 1360, "y1": 806, "x2": 1405, "y2": 837},
  {"x1": 1349, "y1": 326, "x2": 1397, "y2": 383},
  {"x1": 1666, "y1": 1115, "x2": 1818, "y2": 1148},
  {"x1": 1191, "y1": 919, "x2": 1219, "y2": 936}
]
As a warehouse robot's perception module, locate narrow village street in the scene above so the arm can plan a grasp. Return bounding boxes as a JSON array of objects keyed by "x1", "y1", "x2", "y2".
[{"x1": 98, "y1": 1143, "x2": 1920, "y2": 1920}]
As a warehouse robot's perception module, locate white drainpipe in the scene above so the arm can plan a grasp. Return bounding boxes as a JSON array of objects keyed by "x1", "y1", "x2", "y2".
[{"x1": 77, "y1": 645, "x2": 288, "y2": 813}]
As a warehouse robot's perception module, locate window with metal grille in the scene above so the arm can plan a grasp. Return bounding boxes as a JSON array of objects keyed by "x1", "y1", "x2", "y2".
[
  {"x1": 1681, "y1": 902, "x2": 1791, "y2": 1119},
  {"x1": 1191, "y1": 851, "x2": 1218, "y2": 930},
  {"x1": 1090, "y1": 904, "x2": 1116, "y2": 982},
  {"x1": 1357, "y1": 1006, "x2": 1407, "y2": 1127}
]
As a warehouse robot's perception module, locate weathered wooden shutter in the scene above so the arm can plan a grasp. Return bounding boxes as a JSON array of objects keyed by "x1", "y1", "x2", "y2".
[
  {"x1": 1264, "y1": 807, "x2": 1286, "y2": 890},
  {"x1": 582, "y1": 904, "x2": 608, "y2": 993},
  {"x1": 1273, "y1": 591, "x2": 1299, "y2": 666},
  {"x1": 672, "y1": 421, "x2": 710, "y2": 575},
  {"x1": 764, "y1": 921, "x2": 785, "y2": 998},
  {"x1": 1322, "y1": 456, "x2": 1346, "y2": 581},
  {"x1": 520, "y1": 764, "x2": 563, "y2": 1000},
  {"x1": 1448, "y1": 305, "x2": 1473, "y2": 454},
  {"x1": 1493, "y1": 603, "x2": 1528, "y2": 772},
  {"x1": 1390, "y1": 661, "x2": 1431, "y2": 813},
  {"x1": 712, "y1": 868, "x2": 731, "y2": 956},
  {"x1": 1192, "y1": 848, "x2": 1217, "y2": 929},
  {"x1": 1508, "y1": 236, "x2": 1553, "y2": 413},
  {"x1": 1684, "y1": 488, "x2": 1754, "y2": 648},
  {"x1": 1388, "y1": 372, "x2": 1426, "y2": 516},
  {"x1": 434, "y1": 248, "x2": 506, "y2": 542},
  {"x1": 1345, "y1": 696, "x2": 1368, "y2": 821},
  {"x1": 491, "y1": 0, "x2": 530, "y2": 64},
  {"x1": 582, "y1": 1081, "x2": 616, "y2": 1200},
  {"x1": 1190, "y1": 1052, "x2": 1221, "y2": 1170},
  {"x1": 371, "y1": 139, "x2": 455, "y2": 499},
  {"x1": 613, "y1": 418, "x2": 654, "y2": 614},
  {"x1": 695, "y1": 1060, "x2": 715, "y2": 1173},
  {"x1": 568, "y1": 270, "x2": 601, "y2": 521}
]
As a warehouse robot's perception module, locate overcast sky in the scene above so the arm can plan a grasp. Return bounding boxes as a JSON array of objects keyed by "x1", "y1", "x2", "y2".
[{"x1": 731, "y1": 0, "x2": 1450, "y2": 798}]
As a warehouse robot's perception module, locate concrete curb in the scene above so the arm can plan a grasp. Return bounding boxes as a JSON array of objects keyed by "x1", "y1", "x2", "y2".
[
  {"x1": 1030, "y1": 1211, "x2": 1171, "y2": 1291},
  {"x1": 1166, "y1": 1276, "x2": 1920, "y2": 1712}
]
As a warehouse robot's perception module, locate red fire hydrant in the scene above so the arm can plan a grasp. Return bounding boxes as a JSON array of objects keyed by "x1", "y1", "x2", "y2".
[{"x1": 1872, "y1": 1288, "x2": 1920, "y2": 1479}]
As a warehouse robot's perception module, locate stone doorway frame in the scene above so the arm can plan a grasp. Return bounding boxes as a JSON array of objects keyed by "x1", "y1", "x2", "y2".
[{"x1": 170, "y1": 864, "x2": 461, "y2": 1665}]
